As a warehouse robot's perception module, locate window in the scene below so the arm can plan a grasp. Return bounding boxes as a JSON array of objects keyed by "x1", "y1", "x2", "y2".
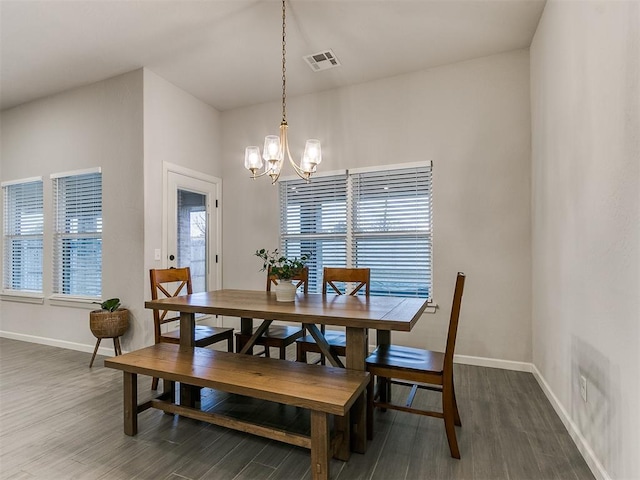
[
  {"x1": 2, "y1": 178, "x2": 44, "y2": 293},
  {"x1": 280, "y1": 163, "x2": 432, "y2": 298},
  {"x1": 52, "y1": 169, "x2": 102, "y2": 298}
]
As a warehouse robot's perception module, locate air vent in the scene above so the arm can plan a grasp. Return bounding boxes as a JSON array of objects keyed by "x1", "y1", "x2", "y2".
[{"x1": 303, "y1": 49, "x2": 341, "y2": 72}]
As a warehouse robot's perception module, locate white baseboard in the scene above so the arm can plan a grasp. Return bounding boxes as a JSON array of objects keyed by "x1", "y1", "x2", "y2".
[
  {"x1": 454, "y1": 353, "x2": 534, "y2": 372},
  {"x1": 0, "y1": 330, "x2": 116, "y2": 358},
  {"x1": 531, "y1": 365, "x2": 610, "y2": 480}
]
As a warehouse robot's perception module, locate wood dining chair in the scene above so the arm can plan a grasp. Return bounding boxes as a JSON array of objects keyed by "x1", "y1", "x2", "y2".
[
  {"x1": 295, "y1": 267, "x2": 370, "y2": 364},
  {"x1": 366, "y1": 272, "x2": 466, "y2": 459},
  {"x1": 149, "y1": 267, "x2": 234, "y2": 390},
  {"x1": 235, "y1": 266, "x2": 308, "y2": 359}
]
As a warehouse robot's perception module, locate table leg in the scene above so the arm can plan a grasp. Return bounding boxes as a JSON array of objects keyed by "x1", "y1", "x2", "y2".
[
  {"x1": 346, "y1": 327, "x2": 367, "y2": 454},
  {"x1": 123, "y1": 371, "x2": 137, "y2": 436}
]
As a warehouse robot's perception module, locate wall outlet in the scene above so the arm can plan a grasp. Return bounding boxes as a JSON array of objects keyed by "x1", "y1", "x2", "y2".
[{"x1": 580, "y1": 375, "x2": 587, "y2": 402}]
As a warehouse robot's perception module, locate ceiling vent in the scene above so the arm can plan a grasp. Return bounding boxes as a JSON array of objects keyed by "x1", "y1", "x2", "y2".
[{"x1": 303, "y1": 49, "x2": 341, "y2": 72}]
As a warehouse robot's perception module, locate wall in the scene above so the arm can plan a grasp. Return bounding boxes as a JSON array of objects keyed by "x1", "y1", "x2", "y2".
[
  {"x1": 221, "y1": 50, "x2": 533, "y2": 363},
  {"x1": 530, "y1": 2, "x2": 640, "y2": 479},
  {"x1": 0, "y1": 70, "x2": 146, "y2": 353},
  {"x1": 141, "y1": 69, "x2": 223, "y2": 347}
]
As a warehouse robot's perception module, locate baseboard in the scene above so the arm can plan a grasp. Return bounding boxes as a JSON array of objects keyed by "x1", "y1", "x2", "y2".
[
  {"x1": 454, "y1": 353, "x2": 534, "y2": 372},
  {"x1": 0, "y1": 330, "x2": 116, "y2": 358},
  {"x1": 531, "y1": 365, "x2": 610, "y2": 480}
]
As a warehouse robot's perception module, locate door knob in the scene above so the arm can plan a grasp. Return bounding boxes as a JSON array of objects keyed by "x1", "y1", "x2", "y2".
[{"x1": 169, "y1": 254, "x2": 175, "y2": 261}]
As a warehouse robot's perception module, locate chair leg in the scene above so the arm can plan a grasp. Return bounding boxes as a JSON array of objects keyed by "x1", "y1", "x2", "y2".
[
  {"x1": 366, "y1": 374, "x2": 374, "y2": 440},
  {"x1": 279, "y1": 346, "x2": 286, "y2": 360},
  {"x1": 152, "y1": 376, "x2": 160, "y2": 390},
  {"x1": 442, "y1": 380, "x2": 461, "y2": 459},
  {"x1": 452, "y1": 377, "x2": 461, "y2": 427},
  {"x1": 227, "y1": 335, "x2": 233, "y2": 352},
  {"x1": 89, "y1": 338, "x2": 101, "y2": 368},
  {"x1": 296, "y1": 343, "x2": 307, "y2": 363}
]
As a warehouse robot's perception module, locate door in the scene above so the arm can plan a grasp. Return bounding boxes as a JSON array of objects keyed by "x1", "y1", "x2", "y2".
[{"x1": 167, "y1": 170, "x2": 220, "y2": 294}]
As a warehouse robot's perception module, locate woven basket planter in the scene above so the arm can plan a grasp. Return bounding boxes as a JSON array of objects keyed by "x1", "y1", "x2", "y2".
[{"x1": 89, "y1": 308, "x2": 129, "y2": 339}]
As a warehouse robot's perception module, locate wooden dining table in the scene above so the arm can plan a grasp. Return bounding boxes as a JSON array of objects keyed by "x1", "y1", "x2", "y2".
[{"x1": 145, "y1": 288, "x2": 429, "y2": 453}]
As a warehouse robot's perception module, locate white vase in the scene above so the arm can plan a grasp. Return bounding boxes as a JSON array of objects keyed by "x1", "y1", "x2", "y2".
[{"x1": 275, "y1": 280, "x2": 297, "y2": 302}]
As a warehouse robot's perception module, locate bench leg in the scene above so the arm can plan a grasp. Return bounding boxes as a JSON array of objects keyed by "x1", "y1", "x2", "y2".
[
  {"x1": 310, "y1": 411, "x2": 330, "y2": 480},
  {"x1": 334, "y1": 412, "x2": 351, "y2": 462},
  {"x1": 123, "y1": 371, "x2": 138, "y2": 436}
]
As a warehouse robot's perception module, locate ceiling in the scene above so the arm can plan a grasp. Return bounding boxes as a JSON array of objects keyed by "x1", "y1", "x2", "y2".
[{"x1": 0, "y1": 0, "x2": 546, "y2": 112}]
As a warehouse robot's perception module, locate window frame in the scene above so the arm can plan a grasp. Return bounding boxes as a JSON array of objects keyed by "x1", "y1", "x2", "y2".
[
  {"x1": 1, "y1": 177, "x2": 45, "y2": 299},
  {"x1": 50, "y1": 167, "x2": 103, "y2": 301}
]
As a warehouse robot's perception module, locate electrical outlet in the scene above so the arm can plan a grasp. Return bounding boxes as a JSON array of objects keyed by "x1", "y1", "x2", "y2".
[{"x1": 580, "y1": 375, "x2": 587, "y2": 402}]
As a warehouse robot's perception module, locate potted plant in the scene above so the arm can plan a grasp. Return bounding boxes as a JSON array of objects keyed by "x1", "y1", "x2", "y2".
[
  {"x1": 89, "y1": 298, "x2": 129, "y2": 367},
  {"x1": 256, "y1": 248, "x2": 310, "y2": 302}
]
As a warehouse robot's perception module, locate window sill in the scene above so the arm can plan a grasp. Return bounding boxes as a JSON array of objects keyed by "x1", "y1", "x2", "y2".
[
  {"x1": 0, "y1": 291, "x2": 45, "y2": 304},
  {"x1": 48, "y1": 295, "x2": 101, "y2": 310}
]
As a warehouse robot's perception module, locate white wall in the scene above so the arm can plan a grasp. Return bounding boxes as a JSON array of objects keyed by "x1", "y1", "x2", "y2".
[
  {"x1": 141, "y1": 69, "x2": 223, "y2": 348},
  {"x1": 221, "y1": 50, "x2": 533, "y2": 363},
  {"x1": 0, "y1": 68, "x2": 225, "y2": 354},
  {"x1": 0, "y1": 70, "x2": 146, "y2": 353},
  {"x1": 530, "y1": 2, "x2": 640, "y2": 479}
]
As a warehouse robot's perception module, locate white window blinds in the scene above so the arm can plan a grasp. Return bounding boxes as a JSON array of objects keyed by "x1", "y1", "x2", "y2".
[
  {"x1": 351, "y1": 165, "x2": 432, "y2": 298},
  {"x1": 279, "y1": 173, "x2": 348, "y2": 292},
  {"x1": 2, "y1": 179, "x2": 44, "y2": 292},
  {"x1": 279, "y1": 163, "x2": 432, "y2": 298},
  {"x1": 52, "y1": 170, "x2": 102, "y2": 298}
]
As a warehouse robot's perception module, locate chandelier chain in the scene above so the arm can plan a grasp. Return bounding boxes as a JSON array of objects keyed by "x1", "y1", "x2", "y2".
[{"x1": 281, "y1": 0, "x2": 287, "y2": 124}]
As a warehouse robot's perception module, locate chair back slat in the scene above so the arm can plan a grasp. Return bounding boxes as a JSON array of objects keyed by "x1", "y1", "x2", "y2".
[
  {"x1": 322, "y1": 267, "x2": 371, "y2": 296},
  {"x1": 149, "y1": 268, "x2": 193, "y2": 342},
  {"x1": 266, "y1": 266, "x2": 309, "y2": 293}
]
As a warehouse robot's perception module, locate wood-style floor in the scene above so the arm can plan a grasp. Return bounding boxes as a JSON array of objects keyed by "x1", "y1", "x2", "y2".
[{"x1": 0, "y1": 338, "x2": 594, "y2": 480}]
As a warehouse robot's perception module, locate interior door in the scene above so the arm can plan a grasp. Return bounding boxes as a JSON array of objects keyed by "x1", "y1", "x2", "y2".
[{"x1": 167, "y1": 171, "x2": 219, "y2": 294}]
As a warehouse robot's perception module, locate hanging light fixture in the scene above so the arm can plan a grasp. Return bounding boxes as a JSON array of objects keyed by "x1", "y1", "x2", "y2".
[{"x1": 244, "y1": 0, "x2": 322, "y2": 184}]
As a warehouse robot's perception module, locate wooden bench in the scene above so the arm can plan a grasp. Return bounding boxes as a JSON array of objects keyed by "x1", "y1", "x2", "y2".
[{"x1": 105, "y1": 343, "x2": 369, "y2": 480}]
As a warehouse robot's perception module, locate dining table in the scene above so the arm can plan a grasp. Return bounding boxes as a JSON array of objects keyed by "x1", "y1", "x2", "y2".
[{"x1": 145, "y1": 288, "x2": 429, "y2": 453}]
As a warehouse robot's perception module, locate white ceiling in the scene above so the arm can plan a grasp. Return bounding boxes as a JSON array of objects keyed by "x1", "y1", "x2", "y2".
[{"x1": 0, "y1": 0, "x2": 546, "y2": 112}]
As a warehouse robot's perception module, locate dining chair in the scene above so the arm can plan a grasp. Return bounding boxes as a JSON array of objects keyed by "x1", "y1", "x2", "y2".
[
  {"x1": 295, "y1": 267, "x2": 370, "y2": 364},
  {"x1": 234, "y1": 266, "x2": 308, "y2": 359},
  {"x1": 366, "y1": 272, "x2": 466, "y2": 459},
  {"x1": 149, "y1": 267, "x2": 234, "y2": 390}
]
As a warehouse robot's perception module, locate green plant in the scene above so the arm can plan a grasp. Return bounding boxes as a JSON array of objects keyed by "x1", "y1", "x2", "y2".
[
  {"x1": 255, "y1": 248, "x2": 310, "y2": 281},
  {"x1": 98, "y1": 298, "x2": 121, "y2": 312}
]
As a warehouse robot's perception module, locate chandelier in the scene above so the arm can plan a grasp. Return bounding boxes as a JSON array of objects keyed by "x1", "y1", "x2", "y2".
[{"x1": 244, "y1": 0, "x2": 322, "y2": 184}]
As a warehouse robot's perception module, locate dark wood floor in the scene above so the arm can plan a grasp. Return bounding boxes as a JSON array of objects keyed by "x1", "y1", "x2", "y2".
[{"x1": 0, "y1": 337, "x2": 594, "y2": 480}]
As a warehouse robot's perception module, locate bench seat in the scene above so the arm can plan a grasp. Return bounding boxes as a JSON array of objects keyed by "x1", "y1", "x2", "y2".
[{"x1": 105, "y1": 343, "x2": 369, "y2": 480}]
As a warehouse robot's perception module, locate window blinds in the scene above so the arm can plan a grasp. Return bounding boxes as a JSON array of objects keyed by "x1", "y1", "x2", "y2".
[
  {"x1": 351, "y1": 165, "x2": 432, "y2": 298},
  {"x1": 279, "y1": 163, "x2": 432, "y2": 298},
  {"x1": 52, "y1": 171, "x2": 103, "y2": 298},
  {"x1": 280, "y1": 173, "x2": 348, "y2": 292},
  {"x1": 2, "y1": 180, "x2": 44, "y2": 292}
]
